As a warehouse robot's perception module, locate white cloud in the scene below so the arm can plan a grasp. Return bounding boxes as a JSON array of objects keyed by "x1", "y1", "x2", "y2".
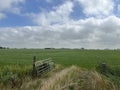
[
  {"x1": 0, "y1": 0, "x2": 26, "y2": 20},
  {"x1": 32, "y1": 1, "x2": 73, "y2": 25},
  {"x1": 0, "y1": 0, "x2": 120, "y2": 49},
  {"x1": 0, "y1": 0, "x2": 25, "y2": 11},
  {"x1": 76, "y1": 0, "x2": 114, "y2": 17},
  {"x1": 0, "y1": 16, "x2": 120, "y2": 49},
  {"x1": 31, "y1": 0, "x2": 115, "y2": 26}
]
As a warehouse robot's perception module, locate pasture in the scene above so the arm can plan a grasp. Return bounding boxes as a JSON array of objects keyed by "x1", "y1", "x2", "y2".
[
  {"x1": 0, "y1": 49, "x2": 120, "y2": 89},
  {"x1": 0, "y1": 49, "x2": 120, "y2": 68}
]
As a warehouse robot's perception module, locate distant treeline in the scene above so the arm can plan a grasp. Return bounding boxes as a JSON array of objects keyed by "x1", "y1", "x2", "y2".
[
  {"x1": 0, "y1": 46, "x2": 9, "y2": 49},
  {"x1": 1, "y1": 47, "x2": 120, "y2": 50},
  {"x1": 44, "y1": 48, "x2": 85, "y2": 50}
]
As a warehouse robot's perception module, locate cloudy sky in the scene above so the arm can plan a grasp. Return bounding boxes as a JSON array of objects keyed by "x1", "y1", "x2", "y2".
[{"x1": 0, "y1": 0, "x2": 120, "y2": 49}]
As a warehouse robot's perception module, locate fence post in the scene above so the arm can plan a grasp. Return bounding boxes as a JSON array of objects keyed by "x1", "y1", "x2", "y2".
[
  {"x1": 32, "y1": 56, "x2": 37, "y2": 77},
  {"x1": 101, "y1": 63, "x2": 107, "y2": 73}
]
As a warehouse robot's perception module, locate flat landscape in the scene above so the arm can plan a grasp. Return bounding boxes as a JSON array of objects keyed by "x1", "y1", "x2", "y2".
[
  {"x1": 1, "y1": 0, "x2": 120, "y2": 89},
  {"x1": 0, "y1": 49, "x2": 120, "y2": 68},
  {"x1": 0, "y1": 49, "x2": 120, "y2": 90}
]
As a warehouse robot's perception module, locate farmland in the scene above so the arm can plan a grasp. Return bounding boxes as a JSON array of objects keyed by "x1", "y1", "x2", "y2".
[
  {"x1": 0, "y1": 49, "x2": 120, "y2": 68},
  {"x1": 0, "y1": 49, "x2": 120, "y2": 90}
]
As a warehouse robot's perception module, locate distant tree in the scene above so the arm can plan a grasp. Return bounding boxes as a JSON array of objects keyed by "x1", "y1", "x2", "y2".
[
  {"x1": 81, "y1": 47, "x2": 85, "y2": 50},
  {"x1": 0, "y1": 46, "x2": 8, "y2": 49}
]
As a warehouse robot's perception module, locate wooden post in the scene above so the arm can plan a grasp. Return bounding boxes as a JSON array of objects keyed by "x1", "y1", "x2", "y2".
[
  {"x1": 33, "y1": 56, "x2": 37, "y2": 77},
  {"x1": 101, "y1": 63, "x2": 107, "y2": 73}
]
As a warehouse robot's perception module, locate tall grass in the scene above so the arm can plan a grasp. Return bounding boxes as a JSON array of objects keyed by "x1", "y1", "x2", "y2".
[
  {"x1": 22, "y1": 66, "x2": 118, "y2": 90},
  {"x1": 0, "y1": 65, "x2": 32, "y2": 88},
  {"x1": 0, "y1": 49, "x2": 120, "y2": 89},
  {"x1": 96, "y1": 64, "x2": 120, "y2": 89},
  {"x1": 0, "y1": 65, "x2": 119, "y2": 90},
  {"x1": 39, "y1": 66, "x2": 117, "y2": 90},
  {"x1": 40, "y1": 66, "x2": 79, "y2": 90}
]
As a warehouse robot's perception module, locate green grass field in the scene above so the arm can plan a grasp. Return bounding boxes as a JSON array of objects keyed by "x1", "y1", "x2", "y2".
[
  {"x1": 0, "y1": 49, "x2": 120, "y2": 68},
  {"x1": 0, "y1": 49, "x2": 120, "y2": 89}
]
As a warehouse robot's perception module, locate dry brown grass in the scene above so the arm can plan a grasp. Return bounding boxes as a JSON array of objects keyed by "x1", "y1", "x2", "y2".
[
  {"x1": 76, "y1": 71, "x2": 116, "y2": 90},
  {"x1": 39, "y1": 66, "x2": 116, "y2": 90},
  {"x1": 40, "y1": 66, "x2": 79, "y2": 90},
  {"x1": 0, "y1": 65, "x2": 118, "y2": 90}
]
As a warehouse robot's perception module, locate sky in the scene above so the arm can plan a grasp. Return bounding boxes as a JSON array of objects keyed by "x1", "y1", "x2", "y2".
[{"x1": 0, "y1": 0, "x2": 120, "y2": 49}]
